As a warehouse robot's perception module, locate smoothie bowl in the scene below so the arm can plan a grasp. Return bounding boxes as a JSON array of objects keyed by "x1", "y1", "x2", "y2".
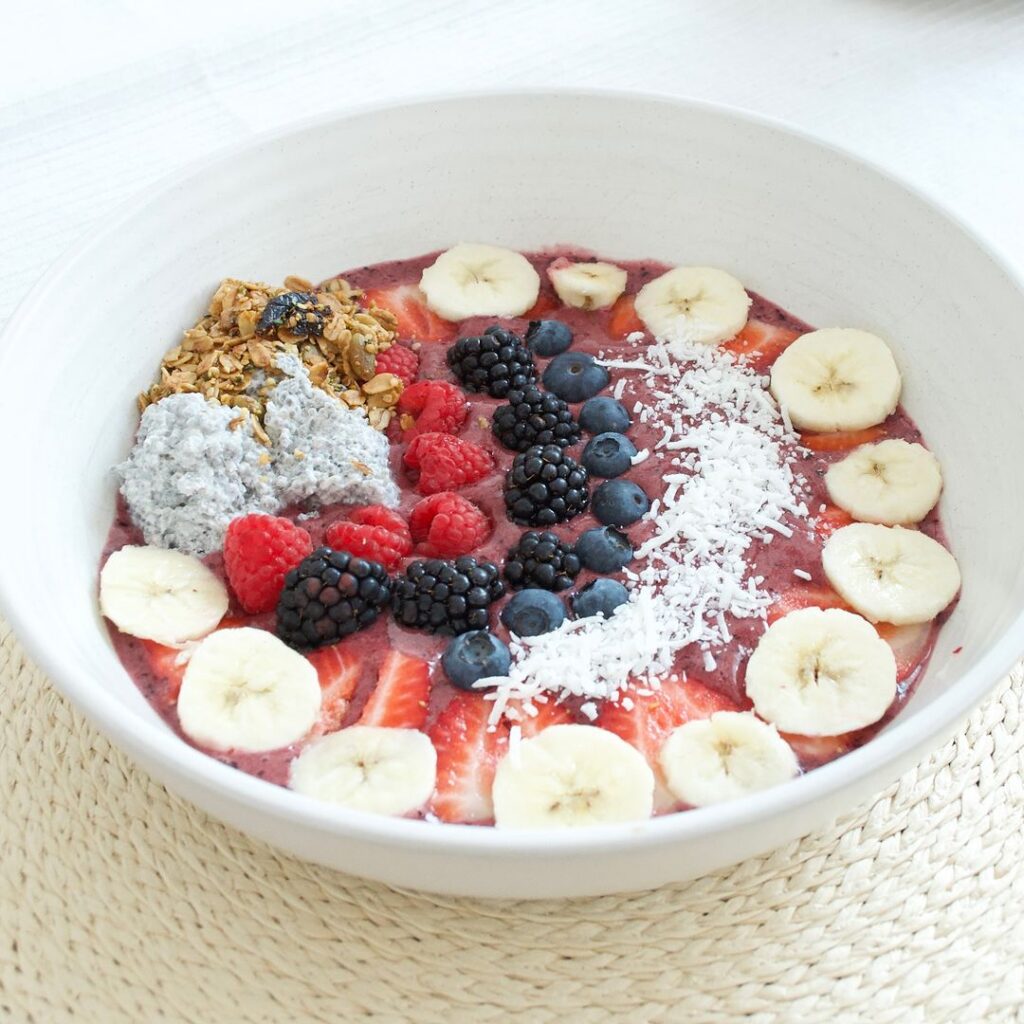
[{"x1": 1, "y1": 92, "x2": 1022, "y2": 898}]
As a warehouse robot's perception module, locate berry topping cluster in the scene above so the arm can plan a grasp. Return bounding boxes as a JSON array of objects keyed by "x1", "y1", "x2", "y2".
[{"x1": 205, "y1": 309, "x2": 648, "y2": 694}]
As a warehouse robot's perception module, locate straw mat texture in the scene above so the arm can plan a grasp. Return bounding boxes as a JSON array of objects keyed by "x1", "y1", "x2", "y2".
[{"x1": 3, "y1": 618, "x2": 1023, "y2": 1023}]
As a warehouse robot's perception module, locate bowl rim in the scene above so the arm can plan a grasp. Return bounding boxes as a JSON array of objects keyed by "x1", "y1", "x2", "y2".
[{"x1": 2, "y1": 86, "x2": 1023, "y2": 857}]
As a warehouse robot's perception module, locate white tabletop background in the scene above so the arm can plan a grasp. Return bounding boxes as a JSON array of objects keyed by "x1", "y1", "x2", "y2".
[{"x1": 3, "y1": 0, "x2": 1023, "y2": 330}]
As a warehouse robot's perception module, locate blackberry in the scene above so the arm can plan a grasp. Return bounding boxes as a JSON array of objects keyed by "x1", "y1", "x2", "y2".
[
  {"x1": 276, "y1": 547, "x2": 391, "y2": 650},
  {"x1": 445, "y1": 326, "x2": 536, "y2": 398},
  {"x1": 257, "y1": 291, "x2": 332, "y2": 337},
  {"x1": 391, "y1": 556, "x2": 505, "y2": 635},
  {"x1": 504, "y1": 444, "x2": 590, "y2": 527},
  {"x1": 504, "y1": 530, "x2": 581, "y2": 591},
  {"x1": 491, "y1": 386, "x2": 579, "y2": 452}
]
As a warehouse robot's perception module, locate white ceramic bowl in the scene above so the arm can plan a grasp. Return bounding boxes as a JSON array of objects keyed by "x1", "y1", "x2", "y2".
[{"x1": 2, "y1": 91, "x2": 1023, "y2": 899}]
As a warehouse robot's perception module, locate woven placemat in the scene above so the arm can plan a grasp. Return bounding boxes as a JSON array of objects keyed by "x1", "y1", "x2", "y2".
[{"x1": 3, "y1": 618, "x2": 1023, "y2": 1023}]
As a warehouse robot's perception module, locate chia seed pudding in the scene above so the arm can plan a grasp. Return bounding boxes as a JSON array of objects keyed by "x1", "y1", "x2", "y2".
[{"x1": 97, "y1": 245, "x2": 961, "y2": 828}]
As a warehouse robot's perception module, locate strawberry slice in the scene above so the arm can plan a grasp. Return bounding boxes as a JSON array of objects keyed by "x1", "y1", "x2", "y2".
[
  {"x1": 524, "y1": 292, "x2": 561, "y2": 319},
  {"x1": 607, "y1": 294, "x2": 644, "y2": 339},
  {"x1": 876, "y1": 620, "x2": 934, "y2": 682},
  {"x1": 597, "y1": 678, "x2": 739, "y2": 808},
  {"x1": 306, "y1": 643, "x2": 362, "y2": 735},
  {"x1": 429, "y1": 694, "x2": 510, "y2": 824},
  {"x1": 505, "y1": 699, "x2": 576, "y2": 737},
  {"x1": 363, "y1": 284, "x2": 455, "y2": 343},
  {"x1": 359, "y1": 651, "x2": 432, "y2": 730},
  {"x1": 721, "y1": 321, "x2": 800, "y2": 372},
  {"x1": 814, "y1": 504, "x2": 855, "y2": 539},
  {"x1": 800, "y1": 426, "x2": 886, "y2": 452},
  {"x1": 143, "y1": 615, "x2": 247, "y2": 704},
  {"x1": 782, "y1": 731, "x2": 852, "y2": 767},
  {"x1": 142, "y1": 640, "x2": 190, "y2": 704},
  {"x1": 766, "y1": 584, "x2": 849, "y2": 624}
]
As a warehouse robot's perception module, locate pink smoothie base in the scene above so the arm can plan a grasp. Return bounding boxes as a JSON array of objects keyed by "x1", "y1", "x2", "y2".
[{"x1": 102, "y1": 249, "x2": 946, "y2": 802}]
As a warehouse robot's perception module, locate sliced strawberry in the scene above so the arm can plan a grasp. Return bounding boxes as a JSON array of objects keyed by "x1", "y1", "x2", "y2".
[
  {"x1": 607, "y1": 294, "x2": 644, "y2": 339},
  {"x1": 359, "y1": 651, "x2": 432, "y2": 730},
  {"x1": 523, "y1": 291, "x2": 561, "y2": 319},
  {"x1": 800, "y1": 426, "x2": 886, "y2": 452},
  {"x1": 505, "y1": 699, "x2": 576, "y2": 737},
  {"x1": 363, "y1": 284, "x2": 455, "y2": 343},
  {"x1": 766, "y1": 584, "x2": 849, "y2": 624},
  {"x1": 597, "y1": 678, "x2": 739, "y2": 770},
  {"x1": 766, "y1": 585, "x2": 927, "y2": 681},
  {"x1": 143, "y1": 616, "x2": 247, "y2": 704},
  {"x1": 814, "y1": 505, "x2": 855, "y2": 540},
  {"x1": 782, "y1": 731, "x2": 852, "y2": 767},
  {"x1": 306, "y1": 643, "x2": 362, "y2": 735},
  {"x1": 876, "y1": 620, "x2": 934, "y2": 682},
  {"x1": 142, "y1": 640, "x2": 190, "y2": 704},
  {"x1": 721, "y1": 321, "x2": 800, "y2": 373},
  {"x1": 429, "y1": 694, "x2": 510, "y2": 824}
]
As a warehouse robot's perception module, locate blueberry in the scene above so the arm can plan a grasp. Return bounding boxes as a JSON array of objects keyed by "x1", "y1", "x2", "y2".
[
  {"x1": 441, "y1": 630, "x2": 511, "y2": 690},
  {"x1": 500, "y1": 589, "x2": 566, "y2": 637},
  {"x1": 581, "y1": 432, "x2": 637, "y2": 478},
  {"x1": 542, "y1": 352, "x2": 610, "y2": 403},
  {"x1": 572, "y1": 578, "x2": 630, "y2": 619},
  {"x1": 579, "y1": 396, "x2": 631, "y2": 435},
  {"x1": 574, "y1": 526, "x2": 634, "y2": 573},
  {"x1": 592, "y1": 479, "x2": 651, "y2": 526},
  {"x1": 525, "y1": 319, "x2": 573, "y2": 357}
]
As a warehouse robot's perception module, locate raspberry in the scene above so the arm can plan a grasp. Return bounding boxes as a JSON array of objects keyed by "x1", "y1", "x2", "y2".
[
  {"x1": 404, "y1": 432, "x2": 492, "y2": 495},
  {"x1": 325, "y1": 522, "x2": 408, "y2": 570},
  {"x1": 325, "y1": 505, "x2": 412, "y2": 571},
  {"x1": 410, "y1": 492, "x2": 492, "y2": 558},
  {"x1": 375, "y1": 344, "x2": 419, "y2": 384},
  {"x1": 348, "y1": 505, "x2": 411, "y2": 540},
  {"x1": 398, "y1": 379, "x2": 468, "y2": 438},
  {"x1": 224, "y1": 514, "x2": 314, "y2": 614}
]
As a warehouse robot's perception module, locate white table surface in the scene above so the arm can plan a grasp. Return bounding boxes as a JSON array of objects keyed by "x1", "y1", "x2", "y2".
[{"x1": 3, "y1": 0, "x2": 1023, "y2": 328}]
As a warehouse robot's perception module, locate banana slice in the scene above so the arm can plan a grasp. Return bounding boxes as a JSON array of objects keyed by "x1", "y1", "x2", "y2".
[
  {"x1": 633, "y1": 266, "x2": 751, "y2": 347},
  {"x1": 826, "y1": 439, "x2": 943, "y2": 525},
  {"x1": 177, "y1": 627, "x2": 321, "y2": 752},
  {"x1": 745, "y1": 607, "x2": 897, "y2": 735},
  {"x1": 659, "y1": 711, "x2": 799, "y2": 807},
  {"x1": 822, "y1": 523, "x2": 961, "y2": 625},
  {"x1": 290, "y1": 726, "x2": 436, "y2": 817},
  {"x1": 419, "y1": 243, "x2": 540, "y2": 320},
  {"x1": 492, "y1": 724, "x2": 654, "y2": 829},
  {"x1": 547, "y1": 258, "x2": 627, "y2": 310},
  {"x1": 769, "y1": 328, "x2": 901, "y2": 432},
  {"x1": 99, "y1": 545, "x2": 228, "y2": 646}
]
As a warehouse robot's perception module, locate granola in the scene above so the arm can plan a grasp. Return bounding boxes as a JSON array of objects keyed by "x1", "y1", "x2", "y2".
[{"x1": 138, "y1": 276, "x2": 402, "y2": 432}]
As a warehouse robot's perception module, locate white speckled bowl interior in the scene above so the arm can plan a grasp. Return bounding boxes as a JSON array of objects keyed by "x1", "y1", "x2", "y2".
[{"x1": 1, "y1": 91, "x2": 1022, "y2": 898}]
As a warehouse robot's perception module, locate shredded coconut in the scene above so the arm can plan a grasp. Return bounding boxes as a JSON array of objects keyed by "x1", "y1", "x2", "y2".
[{"x1": 483, "y1": 332, "x2": 807, "y2": 724}]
